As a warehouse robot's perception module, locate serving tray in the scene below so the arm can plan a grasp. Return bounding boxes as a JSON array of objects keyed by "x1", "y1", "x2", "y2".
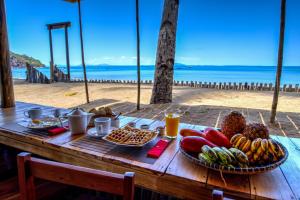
[{"x1": 179, "y1": 142, "x2": 288, "y2": 175}]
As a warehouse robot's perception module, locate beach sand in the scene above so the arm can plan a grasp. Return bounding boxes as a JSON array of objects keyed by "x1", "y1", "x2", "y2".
[{"x1": 13, "y1": 80, "x2": 300, "y2": 113}]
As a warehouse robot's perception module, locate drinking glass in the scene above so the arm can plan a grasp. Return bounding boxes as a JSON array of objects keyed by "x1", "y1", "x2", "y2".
[
  {"x1": 165, "y1": 112, "x2": 180, "y2": 138},
  {"x1": 94, "y1": 117, "x2": 111, "y2": 137}
]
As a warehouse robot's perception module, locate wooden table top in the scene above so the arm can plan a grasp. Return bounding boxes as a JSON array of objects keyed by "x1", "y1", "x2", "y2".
[{"x1": 0, "y1": 102, "x2": 299, "y2": 200}]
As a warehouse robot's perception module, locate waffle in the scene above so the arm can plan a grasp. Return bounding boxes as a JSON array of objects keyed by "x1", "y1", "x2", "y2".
[
  {"x1": 124, "y1": 130, "x2": 154, "y2": 145},
  {"x1": 105, "y1": 126, "x2": 156, "y2": 145},
  {"x1": 105, "y1": 129, "x2": 132, "y2": 143}
]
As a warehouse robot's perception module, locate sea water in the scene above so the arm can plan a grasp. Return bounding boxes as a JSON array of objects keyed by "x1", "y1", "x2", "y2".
[{"x1": 12, "y1": 65, "x2": 300, "y2": 85}]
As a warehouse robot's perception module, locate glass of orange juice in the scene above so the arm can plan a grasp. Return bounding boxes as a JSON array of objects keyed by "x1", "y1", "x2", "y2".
[{"x1": 165, "y1": 112, "x2": 180, "y2": 138}]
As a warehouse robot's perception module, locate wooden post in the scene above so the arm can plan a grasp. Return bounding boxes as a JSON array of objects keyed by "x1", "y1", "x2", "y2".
[
  {"x1": 78, "y1": 0, "x2": 90, "y2": 103},
  {"x1": 0, "y1": 0, "x2": 15, "y2": 108},
  {"x1": 65, "y1": 26, "x2": 70, "y2": 80},
  {"x1": 150, "y1": 0, "x2": 179, "y2": 104},
  {"x1": 48, "y1": 29, "x2": 54, "y2": 82},
  {"x1": 136, "y1": 0, "x2": 141, "y2": 110},
  {"x1": 270, "y1": 0, "x2": 286, "y2": 123}
]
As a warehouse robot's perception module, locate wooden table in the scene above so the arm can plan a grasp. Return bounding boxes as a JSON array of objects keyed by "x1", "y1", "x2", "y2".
[{"x1": 0, "y1": 102, "x2": 299, "y2": 200}]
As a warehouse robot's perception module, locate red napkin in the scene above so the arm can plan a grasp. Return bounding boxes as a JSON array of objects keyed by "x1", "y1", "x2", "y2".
[
  {"x1": 48, "y1": 127, "x2": 68, "y2": 136},
  {"x1": 147, "y1": 139, "x2": 170, "y2": 158}
]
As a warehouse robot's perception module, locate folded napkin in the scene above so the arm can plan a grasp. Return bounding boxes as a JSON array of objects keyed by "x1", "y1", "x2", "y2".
[
  {"x1": 147, "y1": 139, "x2": 170, "y2": 158},
  {"x1": 48, "y1": 127, "x2": 68, "y2": 136}
]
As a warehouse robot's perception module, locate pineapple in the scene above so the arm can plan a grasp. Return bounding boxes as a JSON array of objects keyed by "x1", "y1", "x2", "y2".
[
  {"x1": 243, "y1": 123, "x2": 269, "y2": 140},
  {"x1": 221, "y1": 111, "x2": 246, "y2": 140}
]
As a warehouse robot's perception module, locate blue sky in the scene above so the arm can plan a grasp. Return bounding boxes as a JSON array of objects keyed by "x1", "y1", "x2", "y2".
[{"x1": 6, "y1": 0, "x2": 300, "y2": 66}]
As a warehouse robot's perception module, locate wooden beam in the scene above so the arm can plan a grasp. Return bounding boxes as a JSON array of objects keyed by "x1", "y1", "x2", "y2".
[
  {"x1": 0, "y1": 0, "x2": 15, "y2": 108},
  {"x1": 136, "y1": 0, "x2": 141, "y2": 110},
  {"x1": 270, "y1": 0, "x2": 286, "y2": 123},
  {"x1": 65, "y1": 26, "x2": 70, "y2": 80},
  {"x1": 46, "y1": 22, "x2": 71, "y2": 30},
  {"x1": 77, "y1": 0, "x2": 90, "y2": 103},
  {"x1": 48, "y1": 29, "x2": 54, "y2": 82}
]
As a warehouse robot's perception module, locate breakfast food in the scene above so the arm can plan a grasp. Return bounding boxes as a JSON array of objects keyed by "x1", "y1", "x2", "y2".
[
  {"x1": 203, "y1": 128, "x2": 231, "y2": 148},
  {"x1": 180, "y1": 129, "x2": 204, "y2": 137},
  {"x1": 104, "y1": 126, "x2": 156, "y2": 146},
  {"x1": 221, "y1": 111, "x2": 246, "y2": 139},
  {"x1": 180, "y1": 136, "x2": 217, "y2": 153},
  {"x1": 230, "y1": 133, "x2": 285, "y2": 165},
  {"x1": 89, "y1": 106, "x2": 114, "y2": 117},
  {"x1": 242, "y1": 123, "x2": 269, "y2": 140},
  {"x1": 105, "y1": 129, "x2": 132, "y2": 143},
  {"x1": 199, "y1": 145, "x2": 249, "y2": 168}
]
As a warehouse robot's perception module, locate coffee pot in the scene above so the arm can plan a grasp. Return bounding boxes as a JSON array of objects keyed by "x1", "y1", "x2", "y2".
[{"x1": 65, "y1": 108, "x2": 94, "y2": 135}]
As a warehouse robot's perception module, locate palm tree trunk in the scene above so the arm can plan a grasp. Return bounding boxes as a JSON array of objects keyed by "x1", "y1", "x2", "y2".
[
  {"x1": 0, "y1": 0, "x2": 15, "y2": 108},
  {"x1": 270, "y1": 0, "x2": 286, "y2": 123},
  {"x1": 150, "y1": 0, "x2": 179, "y2": 104}
]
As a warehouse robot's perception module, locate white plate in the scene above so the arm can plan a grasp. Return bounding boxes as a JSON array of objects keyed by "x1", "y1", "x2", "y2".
[{"x1": 18, "y1": 117, "x2": 66, "y2": 130}]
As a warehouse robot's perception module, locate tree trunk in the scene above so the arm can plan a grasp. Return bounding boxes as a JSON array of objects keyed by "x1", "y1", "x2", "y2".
[
  {"x1": 270, "y1": 0, "x2": 286, "y2": 123},
  {"x1": 0, "y1": 0, "x2": 15, "y2": 108},
  {"x1": 150, "y1": 0, "x2": 179, "y2": 104}
]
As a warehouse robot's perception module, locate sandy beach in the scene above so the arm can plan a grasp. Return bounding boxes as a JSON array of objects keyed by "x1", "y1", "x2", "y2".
[{"x1": 13, "y1": 80, "x2": 300, "y2": 113}]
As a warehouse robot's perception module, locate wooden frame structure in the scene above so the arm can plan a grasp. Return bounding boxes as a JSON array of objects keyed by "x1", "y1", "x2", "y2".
[
  {"x1": 0, "y1": 0, "x2": 288, "y2": 124},
  {"x1": 46, "y1": 22, "x2": 71, "y2": 81}
]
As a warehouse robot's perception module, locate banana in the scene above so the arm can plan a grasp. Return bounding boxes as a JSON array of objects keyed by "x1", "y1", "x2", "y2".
[
  {"x1": 241, "y1": 139, "x2": 251, "y2": 152},
  {"x1": 268, "y1": 139, "x2": 277, "y2": 153},
  {"x1": 251, "y1": 138, "x2": 262, "y2": 152},
  {"x1": 276, "y1": 144, "x2": 285, "y2": 158},
  {"x1": 245, "y1": 150, "x2": 253, "y2": 159},
  {"x1": 269, "y1": 139, "x2": 285, "y2": 158},
  {"x1": 213, "y1": 147, "x2": 230, "y2": 165},
  {"x1": 230, "y1": 133, "x2": 243, "y2": 145},
  {"x1": 260, "y1": 139, "x2": 269, "y2": 152},
  {"x1": 198, "y1": 153, "x2": 213, "y2": 164},
  {"x1": 229, "y1": 148, "x2": 249, "y2": 164},
  {"x1": 220, "y1": 147, "x2": 234, "y2": 163},
  {"x1": 235, "y1": 136, "x2": 247, "y2": 149},
  {"x1": 253, "y1": 151, "x2": 262, "y2": 162},
  {"x1": 201, "y1": 145, "x2": 218, "y2": 162}
]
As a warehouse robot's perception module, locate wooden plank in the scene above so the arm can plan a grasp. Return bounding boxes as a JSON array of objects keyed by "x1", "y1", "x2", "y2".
[
  {"x1": 250, "y1": 167, "x2": 295, "y2": 199},
  {"x1": 274, "y1": 136, "x2": 300, "y2": 199}
]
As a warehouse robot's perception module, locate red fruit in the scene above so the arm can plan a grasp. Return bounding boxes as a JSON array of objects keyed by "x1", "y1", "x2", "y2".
[
  {"x1": 204, "y1": 128, "x2": 231, "y2": 148},
  {"x1": 180, "y1": 129, "x2": 204, "y2": 137},
  {"x1": 180, "y1": 136, "x2": 217, "y2": 153}
]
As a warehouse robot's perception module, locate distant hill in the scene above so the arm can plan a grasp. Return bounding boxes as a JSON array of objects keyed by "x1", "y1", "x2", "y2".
[{"x1": 10, "y1": 52, "x2": 44, "y2": 68}]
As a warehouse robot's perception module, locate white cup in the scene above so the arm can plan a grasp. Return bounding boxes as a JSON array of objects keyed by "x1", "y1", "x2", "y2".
[
  {"x1": 94, "y1": 117, "x2": 111, "y2": 137},
  {"x1": 24, "y1": 107, "x2": 42, "y2": 120}
]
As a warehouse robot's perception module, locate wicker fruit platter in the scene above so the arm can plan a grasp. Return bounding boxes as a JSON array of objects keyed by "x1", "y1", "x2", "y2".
[{"x1": 179, "y1": 111, "x2": 289, "y2": 175}]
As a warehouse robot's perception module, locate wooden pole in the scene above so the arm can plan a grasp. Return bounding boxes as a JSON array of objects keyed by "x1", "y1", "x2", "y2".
[
  {"x1": 270, "y1": 0, "x2": 286, "y2": 123},
  {"x1": 0, "y1": 0, "x2": 15, "y2": 108},
  {"x1": 136, "y1": 0, "x2": 141, "y2": 110},
  {"x1": 65, "y1": 26, "x2": 71, "y2": 80},
  {"x1": 150, "y1": 0, "x2": 179, "y2": 104},
  {"x1": 48, "y1": 29, "x2": 54, "y2": 82},
  {"x1": 77, "y1": 0, "x2": 90, "y2": 103}
]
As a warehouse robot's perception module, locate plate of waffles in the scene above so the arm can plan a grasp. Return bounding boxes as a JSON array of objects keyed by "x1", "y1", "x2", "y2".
[{"x1": 102, "y1": 125, "x2": 158, "y2": 147}]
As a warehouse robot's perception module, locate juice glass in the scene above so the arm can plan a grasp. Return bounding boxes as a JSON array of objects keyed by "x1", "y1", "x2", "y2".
[{"x1": 165, "y1": 112, "x2": 180, "y2": 138}]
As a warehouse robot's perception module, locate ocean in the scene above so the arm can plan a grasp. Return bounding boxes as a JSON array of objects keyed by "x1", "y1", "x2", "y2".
[{"x1": 12, "y1": 65, "x2": 300, "y2": 85}]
